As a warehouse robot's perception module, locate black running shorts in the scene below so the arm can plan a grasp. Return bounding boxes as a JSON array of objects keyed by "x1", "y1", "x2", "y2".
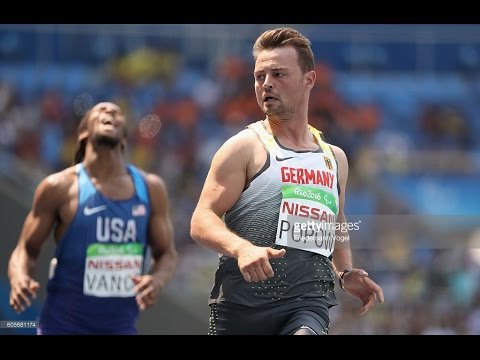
[{"x1": 208, "y1": 300, "x2": 330, "y2": 335}]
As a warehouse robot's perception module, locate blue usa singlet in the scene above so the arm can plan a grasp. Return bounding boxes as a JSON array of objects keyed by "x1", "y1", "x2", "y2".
[{"x1": 38, "y1": 163, "x2": 151, "y2": 334}]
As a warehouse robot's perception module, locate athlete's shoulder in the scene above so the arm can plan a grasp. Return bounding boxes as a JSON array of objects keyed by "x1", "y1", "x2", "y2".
[
  {"x1": 230, "y1": 126, "x2": 259, "y2": 144},
  {"x1": 145, "y1": 172, "x2": 167, "y2": 191},
  {"x1": 139, "y1": 171, "x2": 169, "y2": 209},
  {"x1": 41, "y1": 166, "x2": 77, "y2": 189},
  {"x1": 328, "y1": 144, "x2": 349, "y2": 183},
  {"x1": 134, "y1": 167, "x2": 167, "y2": 194},
  {"x1": 34, "y1": 166, "x2": 77, "y2": 205},
  {"x1": 220, "y1": 127, "x2": 260, "y2": 155},
  {"x1": 328, "y1": 144, "x2": 348, "y2": 164}
]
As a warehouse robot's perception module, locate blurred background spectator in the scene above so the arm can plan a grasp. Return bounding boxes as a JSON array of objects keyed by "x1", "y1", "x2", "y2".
[{"x1": 1, "y1": 24, "x2": 479, "y2": 334}]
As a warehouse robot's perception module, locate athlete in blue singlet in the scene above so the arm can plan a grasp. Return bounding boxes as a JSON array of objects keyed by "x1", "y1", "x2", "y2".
[{"x1": 8, "y1": 102, "x2": 177, "y2": 334}]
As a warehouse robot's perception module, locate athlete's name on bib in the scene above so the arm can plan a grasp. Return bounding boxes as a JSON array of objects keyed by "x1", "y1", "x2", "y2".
[{"x1": 84, "y1": 243, "x2": 143, "y2": 298}]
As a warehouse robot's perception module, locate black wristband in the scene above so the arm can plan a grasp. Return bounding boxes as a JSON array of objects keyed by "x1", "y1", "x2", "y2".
[{"x1": 338, "y1": 269, "x2": 350, "y2": 291}]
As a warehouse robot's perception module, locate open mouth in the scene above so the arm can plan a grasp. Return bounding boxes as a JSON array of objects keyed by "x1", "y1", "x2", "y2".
[
  {"x1": 100, "y1": 123, "x2": 116, "y2": 132},
  {"x1": 263, "y1": 95, "x2": 278, "y2": 103},
  {"x1": 101, "y1": 116, "x2": 116, "y2": 128}
]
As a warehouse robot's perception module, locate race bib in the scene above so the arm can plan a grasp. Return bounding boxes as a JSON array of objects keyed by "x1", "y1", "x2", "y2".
[
  {"x1": 275, "y1": 184, "x2": 337, "y2": 257},
  {"x1": 83, "y1": 243, "x2": 143, "y2": 297}
]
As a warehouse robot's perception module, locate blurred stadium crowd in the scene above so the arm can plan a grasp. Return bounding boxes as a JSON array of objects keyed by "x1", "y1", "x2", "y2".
[{"x1": 1, "y1": 24, "x2": 480, "y2": 334}]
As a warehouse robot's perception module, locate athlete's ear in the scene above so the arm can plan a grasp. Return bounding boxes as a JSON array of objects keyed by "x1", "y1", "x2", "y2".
[
  {"x1": 305, "y1": 70, "x2": 316, "y2": 89},
  {"x1": 78, "y1": 129, "x2": 88, "y2": 143}
]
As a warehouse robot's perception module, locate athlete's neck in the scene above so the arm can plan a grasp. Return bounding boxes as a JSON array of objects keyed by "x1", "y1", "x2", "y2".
[
  {"x1": 265, "y1": 118, "x2": 316, "y2": 150},
  {"x1": 83, "y1": 144, "x2": 127, "y2": 179}
]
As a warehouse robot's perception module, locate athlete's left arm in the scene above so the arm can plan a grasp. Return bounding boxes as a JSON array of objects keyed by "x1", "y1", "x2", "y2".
[
  {"x1": 131, "y1": 174, "x2": 177, "y2": 311},
  {"x1": 330, "y1": 145, "x2": 384, "y2": 315},
  {"x1": 331, "y1": 145, "x2": 352, "y2": 273}
]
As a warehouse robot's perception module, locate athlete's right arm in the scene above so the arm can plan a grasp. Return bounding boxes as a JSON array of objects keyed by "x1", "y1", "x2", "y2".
[
  {"x1": 8, "y1": 175, "x2": 62, "y2": 313},
  {"x1": 190, "y1": 132, "x2": 285, "y2": 282}
]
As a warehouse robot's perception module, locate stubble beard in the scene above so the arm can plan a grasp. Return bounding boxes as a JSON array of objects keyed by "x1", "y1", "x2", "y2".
[
  {"x1": 264, "y1": 102, "x2": 284, "y2": 117},
  {"x1": 264, "y1": 102, "x2": 294, "y2": 119}
]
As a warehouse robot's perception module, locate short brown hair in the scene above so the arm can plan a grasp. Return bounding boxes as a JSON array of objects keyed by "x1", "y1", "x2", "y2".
[{"x1": 252, "y1": 27, "x2": 315, "y2": 74}]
